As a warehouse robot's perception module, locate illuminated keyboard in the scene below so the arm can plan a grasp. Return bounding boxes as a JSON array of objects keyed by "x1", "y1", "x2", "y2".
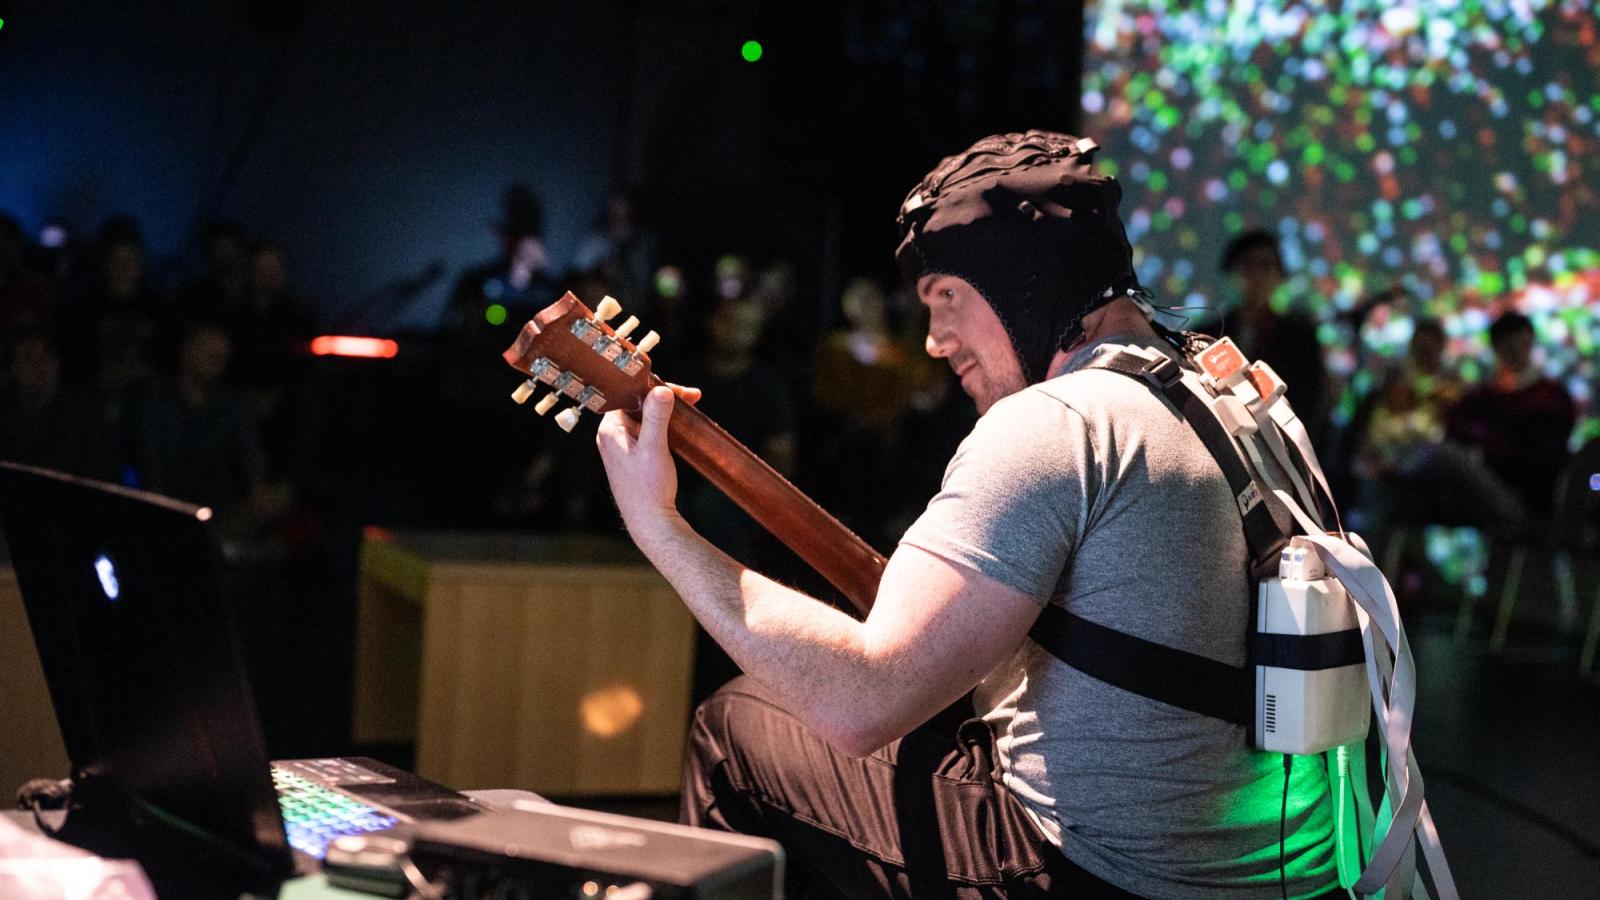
[{"x1": 272, "y1": 766, "x2": 400, "y2": 859}]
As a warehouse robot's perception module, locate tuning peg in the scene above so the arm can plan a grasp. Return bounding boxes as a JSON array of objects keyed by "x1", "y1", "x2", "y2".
[
  {"x1": 534, "y1": 393, "x2": 560, "y2": 415},
  {"x1": 595, "y1": 296, "x2": 622, "y2": 322},
  {"x1": 636, "y1": 330, "x2": 661, "y2": 354},
  {"x1": 554, "y1": 407, "x2": 583, "y2": 432},
  {"x1": 615, "y1": 315, "x2": 640, "y2": 339},
  {"x1": 511, "y1": 379, "x2": 538, "y2": 405}
]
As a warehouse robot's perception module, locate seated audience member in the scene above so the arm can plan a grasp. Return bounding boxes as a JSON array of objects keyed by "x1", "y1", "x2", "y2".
[
  {"x1": 674, "y1": 297, "x2": 799, "y2": 701},
  {"x1": 73, "y1": 215, "x2": 167, "y2": 393},
  {"x1": 0, "y1": 213, "x2": 52, "y2": 339},
  {"x1": 751, "y1": 260, "x2": 811, "y2": 383},
  {"x1": 809, "y1": 277, "x2": 923, "y2": 546},
  {"x1": 1362, "y1": 318, "x2": 1462, "y2": 471},
  {"x1": 229, "y1": 242, "x2": 317, "y2": 402},
  {"x1": 434, "y1": 185, "x2": 564, "y2": 526},
  {"x1": 1220, "y1": 229, "x2": 1327, "y2": 445},
  {"x1": 444, "y1": 183, "x2": 561, "y2": 335},
  {"x1": 131, "y1": 320, "x2": 282, "y2": 527},
  {"x1": 676, "y1": 296, "x2": 799, "y2": 559},
  {"x1": 178, "y1": 220, "x2": 250, "y2": 321},
  {"x1": 1357, "y1": 318, "x2": 1527, "y2": 546},
  {"x1": 647, "y1": 263, "x2": 695, "y2": 367},
  {"x1": 571, "y1": 187, "x2": 659, "y2": 313},
  {"x1": 713, "y1": 254, "x2": 752, "y2": 303},
  {"x1": 0, "y1": 330, "x2": 118, "y2": 480},
  {"x1": 1446, "y1": 311, "x2": 1576, "y2": 523},
  {"x1": 230, "y1": 240, "x2": 321, "y2": 489}
]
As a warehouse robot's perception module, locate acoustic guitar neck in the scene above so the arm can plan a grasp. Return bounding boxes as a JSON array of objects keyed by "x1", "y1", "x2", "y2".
[
  {"x1": 660, "y1": 392, "x2": 885, "y2": 618},
  {"x1": 503, "y1": 291, "x2": 885, "y2": 618}
]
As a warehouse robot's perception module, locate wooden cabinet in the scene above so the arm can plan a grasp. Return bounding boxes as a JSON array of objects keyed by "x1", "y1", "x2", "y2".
[
  {"x1": 0, "y1": 566, "x2": 71, "y2": 792},
  {"x1": 354, "y1": 530, "x2": 694, "y2": 797}
]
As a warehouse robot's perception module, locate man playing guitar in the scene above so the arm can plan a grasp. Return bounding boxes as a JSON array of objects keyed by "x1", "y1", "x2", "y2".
[{"x1": 594, "y1": 131, "x2": 1343, "y2": 899}]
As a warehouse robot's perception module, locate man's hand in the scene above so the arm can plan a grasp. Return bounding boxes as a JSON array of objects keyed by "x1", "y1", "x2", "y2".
[{"x1": 596, "y1": 384, "x2": 699, "y2": 538}]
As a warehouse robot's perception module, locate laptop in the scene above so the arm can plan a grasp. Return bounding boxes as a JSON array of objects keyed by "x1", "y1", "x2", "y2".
[{"x1": 0, "y1": 461, "x2": 486, "y2": 889}]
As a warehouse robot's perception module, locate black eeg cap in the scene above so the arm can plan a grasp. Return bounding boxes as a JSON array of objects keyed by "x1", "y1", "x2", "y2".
[{"x1": 894, "y1": 130, "x2": 1142, "y2": 384}]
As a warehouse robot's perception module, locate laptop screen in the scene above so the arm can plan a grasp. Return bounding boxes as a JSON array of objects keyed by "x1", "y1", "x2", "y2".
[{"x1": 0, "y1": 462, "x2": 292, "y2": 872}]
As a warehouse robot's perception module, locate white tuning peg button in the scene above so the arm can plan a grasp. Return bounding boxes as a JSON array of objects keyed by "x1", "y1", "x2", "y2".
[
  {"x1": 534, "y1": 393, "x2": 560, "y2": 415},
  {"x1": 594, "y1": 296, "x2": 622, "y2": 322},
  {"x1": 554, "y1": 407, "x2": 583, "y2": 432},
  {"x1": 615, "y1": 315, "x2": 640, "y2": 339},
  {"x1": 635, "y1": 330, "x2": 661, "y2": 354},
  {"x1": 511, "y1": 379, "x2": 537, "y2": 405}
]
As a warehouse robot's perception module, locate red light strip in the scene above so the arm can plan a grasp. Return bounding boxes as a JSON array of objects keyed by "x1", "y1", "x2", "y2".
[{"x1": 309, "y1": 336, "x2": 399, "y2": 359}]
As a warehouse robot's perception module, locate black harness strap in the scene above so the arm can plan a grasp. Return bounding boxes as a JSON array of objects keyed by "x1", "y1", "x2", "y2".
[
  {"x1": 1253, "y1": 629, "x2": 1365, "y2": 671},
  {"x1": 1031, "y1": 604, "x2": 1255, "y2": 727},
  {"x1": 1024, "y1": 349, "x2": 1304, "y2": 727},
  {"x1": 1094, "y1": 351, "x2": 1287, "y2": 574}
]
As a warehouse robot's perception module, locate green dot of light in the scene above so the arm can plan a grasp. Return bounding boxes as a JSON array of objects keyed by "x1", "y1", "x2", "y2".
[
  {"x1": 1355, "y1": 133, "x2": 1376, "y2": 153},
  {"x1": 484, "y1": 303, "x2": 508, "y2": 326},
  {"x1": 1303, "y1": 143, "x2": 1326, "y2": 166},
  {"x1": 1147, "y1": 170, "x2": 1169, "y2": 192},
  {"x1": 741, "y1": 40, "x2": 763, "y2": 63}
]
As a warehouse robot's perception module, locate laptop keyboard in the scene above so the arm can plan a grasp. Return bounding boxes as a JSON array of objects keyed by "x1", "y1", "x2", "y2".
[{"x1": 272, "y1": 766, "x2": 400, "y2": 859}]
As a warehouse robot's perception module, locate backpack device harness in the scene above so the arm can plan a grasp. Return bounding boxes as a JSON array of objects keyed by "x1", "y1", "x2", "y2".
[{"x1": 1025, "y1": 336, "x2": 1458, "y2": 900}]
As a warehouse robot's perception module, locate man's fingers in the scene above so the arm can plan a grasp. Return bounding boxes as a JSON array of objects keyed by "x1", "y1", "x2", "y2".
[
  {"x1": 638, "y1": 385, "x2": 675, "y2": 448},
  {"x1": 597, "y1": 410, "x2": 637, "y2": 453},
  {"x1": 667, "y1": 383, "x2": 703, "y2": 406}
]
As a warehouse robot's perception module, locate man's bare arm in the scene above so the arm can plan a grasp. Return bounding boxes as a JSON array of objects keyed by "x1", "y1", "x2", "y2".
[{"x1": 597, "y1": 386, "x2": 1042, "y2": 756}]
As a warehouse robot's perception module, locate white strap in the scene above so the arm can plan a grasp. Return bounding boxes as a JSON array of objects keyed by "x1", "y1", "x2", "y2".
[
  {"x1": 1173, "y1": 339, "x2": 1456, "y2": 897},
  {"x1": 1234, "y1": 418, "x2": 1454, "y2": 898},
  {"x1": 1256, "y1": 405, "x2": 1324, "y2": 525},
  {"x1": 1227, "y1": 410, "x2": 1455, "y2": 897},
  {"x1": 1241, "y1": 427, "x2": 1324, "y2": 533},
  {"x1": 1301, "y1": 529, "x2": 1458, "y2": 900},
  {"x1": 1270, "y1": 398, "x2": 1339, "y2": 519}
]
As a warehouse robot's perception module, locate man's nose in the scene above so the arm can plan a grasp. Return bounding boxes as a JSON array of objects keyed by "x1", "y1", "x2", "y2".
[{"x1": 925, "y1": 329, "x2": 954, "y2": 358}]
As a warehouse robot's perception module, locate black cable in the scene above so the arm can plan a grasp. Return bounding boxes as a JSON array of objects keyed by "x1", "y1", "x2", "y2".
[
  {"x1": 1281, "y1": 753, "x2": 1293, "y2": 900},
  {"x1": 1348, "y1": 755, "x2": 1366, "y2": 869}
]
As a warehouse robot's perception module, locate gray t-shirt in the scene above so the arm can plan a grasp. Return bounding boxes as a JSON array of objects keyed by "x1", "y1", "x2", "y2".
[{"x1": 900, "y1": 336, "x2": 1339, "y2": 899}]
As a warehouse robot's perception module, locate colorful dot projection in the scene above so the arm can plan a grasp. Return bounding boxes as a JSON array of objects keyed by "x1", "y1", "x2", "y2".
[{"x1": 1083, "y1": 0, "x2": 1600, "y2": 433}]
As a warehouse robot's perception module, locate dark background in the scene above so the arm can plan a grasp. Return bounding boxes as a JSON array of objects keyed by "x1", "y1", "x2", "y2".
[{"x1": 0, "y1": 0, "x2": 1082, "y2": 330}]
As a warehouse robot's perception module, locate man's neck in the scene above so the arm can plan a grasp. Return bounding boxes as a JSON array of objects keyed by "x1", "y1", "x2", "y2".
[{"x1": 1045, "y1": 299, "x2": 1159, "y2": 379}]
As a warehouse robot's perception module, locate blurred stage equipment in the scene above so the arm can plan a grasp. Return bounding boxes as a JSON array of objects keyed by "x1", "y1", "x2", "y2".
[{"x1": 406, "y1": 802, "x2": 783, "y2": 900}]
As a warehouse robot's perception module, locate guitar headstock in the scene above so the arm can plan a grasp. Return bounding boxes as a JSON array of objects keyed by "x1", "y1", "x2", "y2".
[{"x1": 501, "y1": 292, "x2": 660, "y2": 431}]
